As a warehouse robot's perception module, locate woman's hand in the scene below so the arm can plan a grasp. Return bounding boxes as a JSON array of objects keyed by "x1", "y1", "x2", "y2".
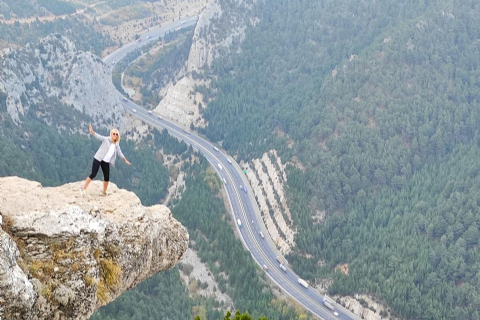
[{"x1": 89, "y1": 124, "x2": 95, "y2": 135}]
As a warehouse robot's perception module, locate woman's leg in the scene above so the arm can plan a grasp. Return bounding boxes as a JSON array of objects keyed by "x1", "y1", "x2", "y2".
[
  {"x1": 83, "y1": 159, "x2": 101, "y2": 191},
  {"x1": 100, "y1": 161, "x2": 110, "y2": 194}
]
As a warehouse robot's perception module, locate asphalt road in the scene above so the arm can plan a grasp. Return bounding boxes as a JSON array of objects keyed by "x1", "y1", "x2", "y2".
[{"x1": 104, "y1": 16, "x2": 362, "y2": 320}]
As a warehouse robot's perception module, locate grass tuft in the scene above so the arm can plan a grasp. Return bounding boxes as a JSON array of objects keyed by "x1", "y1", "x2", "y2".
[
  {"x1": 100, "y1": 258, "x2": 122, "y2": 289},
  {"x1": 29, "y1": 260, "x2": 55, "y2": 281},
  {"x1": 97, "y1": 280, "x2": 110, "y2": 304},
  {"x1": 84, "y1": 274, "x2": 97, "y2": 287},
  {"x1": 96, "y1": 258, "x2": 122, "y2": 305}
]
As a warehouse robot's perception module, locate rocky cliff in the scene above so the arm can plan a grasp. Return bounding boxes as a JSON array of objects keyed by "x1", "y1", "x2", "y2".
[
  {"x1": 0, "y1": 34, "x2": 124, "y2": 128},
  {"x1": 0, "y1": 176, "x2": 188, "y2": 320},
  {"x1": 153, "y1": 0, "x2": 259, "y2": 127},
  {"x1": 187, "y1": 0, "x2": 258, "y2": 72}
]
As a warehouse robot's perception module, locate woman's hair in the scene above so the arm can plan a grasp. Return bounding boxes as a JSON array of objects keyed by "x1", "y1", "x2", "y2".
[{"x1": 110, "y1": 128, "x2": 120, "y2": 143}]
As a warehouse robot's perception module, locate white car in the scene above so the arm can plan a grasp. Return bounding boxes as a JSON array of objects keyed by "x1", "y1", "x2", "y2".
[
  {"x1": 132, "y1": 109, "x2": 137, "y2": 113},
  {"x1": 333, "y1": 312, "x2": 339, "y2": 316},
  {"x1": 259, "y1": 231, "x2": 264, "y2": 239},
  {"x1": 148, "y1": 110, "x2": 152, "y2": 114}
]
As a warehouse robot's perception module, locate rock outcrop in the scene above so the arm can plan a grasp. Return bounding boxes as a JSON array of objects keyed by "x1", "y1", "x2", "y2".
[
  {"x1": 0, "y1": 177, "x2": 188, "y2": 320},
  {"x1": 153, "y1": 75, "x2": 206, "y2": 128},
  {"x1": 339, "y1": 294, "x2": 388, "y2": 320},
  {"x1": 154, "y1": 0, "x2": 259, "y2": 127},
  {"x1": 187, "y1": 0, "x2": 258, "y2": 72},
  {"x1": 243, "y1": 150, "x2": 296, "y2": 255},
  {"x1": 0, "y1": 34, "x2": 124, "y2": 128}
]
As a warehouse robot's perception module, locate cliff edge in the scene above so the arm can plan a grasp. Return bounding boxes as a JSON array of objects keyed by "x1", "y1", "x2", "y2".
[{"x1": 0, "y1": 176, "x2": 188, "y2": 320}]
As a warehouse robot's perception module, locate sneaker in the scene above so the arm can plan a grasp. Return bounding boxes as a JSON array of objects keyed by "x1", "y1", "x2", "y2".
[{"x1": 80, "y1": 188, "x2": 86, "y2": 197}]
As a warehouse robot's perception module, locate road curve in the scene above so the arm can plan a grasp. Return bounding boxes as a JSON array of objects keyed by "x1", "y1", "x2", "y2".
[{"x1": 104, "y1": 17, "x2": 362, "y2": 320}]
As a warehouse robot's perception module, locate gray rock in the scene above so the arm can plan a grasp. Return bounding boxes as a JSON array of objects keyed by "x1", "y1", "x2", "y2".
[
  {"x1": 187, "y1": 0, "x2": 258, "y2": 72},
  {"x1": 53, "y1": 285, "x2": 75, "y2": 307},
  {"x1": 0, "y1": 229, "x2": 37, "y2": 320},
  {"x1": 0, "y1": 34, "x2": 124, "y2": 130},
  {"x1": 0, "y1": 177, "x2": 189, "y2": 320}
]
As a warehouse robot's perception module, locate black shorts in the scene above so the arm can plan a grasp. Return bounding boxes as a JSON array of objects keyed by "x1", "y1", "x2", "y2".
[{"x1": 88, "y1": 159, "x2": 110, "y2": 182}]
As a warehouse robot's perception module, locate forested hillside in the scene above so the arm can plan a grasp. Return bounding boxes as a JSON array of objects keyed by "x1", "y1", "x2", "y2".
[
  {"x1": 198, "y1": 0, "x2": 480, "y2": 319},
  {"x1": 311, "y1": 145, "x2": 480, "y2": 319}
]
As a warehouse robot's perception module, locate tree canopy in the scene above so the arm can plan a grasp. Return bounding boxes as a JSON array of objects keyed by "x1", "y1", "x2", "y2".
[{"x1": 196, "y1": 0, "x2": 480, "y2": 318}]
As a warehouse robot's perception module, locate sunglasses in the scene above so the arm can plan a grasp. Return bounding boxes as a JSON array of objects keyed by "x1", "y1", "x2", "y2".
[{"x1": 112, "y1": 133, "x2": 119, "y2": 136}]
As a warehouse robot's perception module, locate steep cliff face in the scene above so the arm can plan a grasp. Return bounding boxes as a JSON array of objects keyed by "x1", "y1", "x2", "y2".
[
  {"x1": 0, "y1": 177, "x2": 188, "y2": 320},
  {"x1": 187, "y1": 0, "x2": 258, "y2": 72},
  {"x1": 153, "y1": 0, "x2": 259, "y2": 127},
  {"x1": 0, "y1": 34, "x2": 124, "y2": 128}
]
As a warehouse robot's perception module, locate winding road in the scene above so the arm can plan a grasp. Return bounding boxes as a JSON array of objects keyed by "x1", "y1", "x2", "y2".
[{"x1": 104, "y1": 16, "x2": 362, "y2": 320}]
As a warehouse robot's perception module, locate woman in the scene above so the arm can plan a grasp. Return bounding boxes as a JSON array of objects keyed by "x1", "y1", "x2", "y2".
[{"x1": 81, "y1": 124, "x2": 131, "y2": 196}]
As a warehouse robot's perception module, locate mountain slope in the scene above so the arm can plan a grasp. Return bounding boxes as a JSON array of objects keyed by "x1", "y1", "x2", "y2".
[
  {"x1": 0, "y1": 34, "x2": 123, "y2": 128},
  {"x1": 194, "y1": 0, "x2": 480, "y2": 318}
]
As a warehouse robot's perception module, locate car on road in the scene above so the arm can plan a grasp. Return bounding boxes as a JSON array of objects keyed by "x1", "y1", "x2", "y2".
[
  {"x1": 112, "y1": 61, "x2": 115, "y2": 65},
  {"x1": 259, "y1": 231, "x2": 264, "y2": 239},
  {"x1": 218, "y1": 163, "x2": 223, "y2": 171},
  {"x1": 263, "y1": 264, "x2": 269, "y2": 271},
  {"x1": 183, "y1": 128, "x2": 189, "y2": 134},
  {"x1": 227, "y1": 158, "x2": 232, "y2": 164},
  {"x1": 223, "y1": 178, "x2": 227, "y2": 184},
  {"x1": 242, "y1": 186, "x2": 248, "y2": 193},
  {"x1": 237, "y1": 219, "x2": 242, "y2": 227},
  {"x1": 148, "y1": 110, "x2": 152, "y2": 114},
  {"x1": 157, "y1": 115, "x2": 162, "y2": 120},
  {"x1": 122, "y1": 97, "x2": 128, "y2": 102},
  {"x1": 323, "y1": 297, "x2": 335, "y2": 311},
  {"x1": 333, "y1": 312, "x2": 339, "y2": 317},
  {"x1": 279, "y1": 264, "x2": 287, "y2": 272},
  {"x1": 298, "y1": 278, "x2": 309, "y2": 288},
  {"x1": 213, "y1": 146, "x2": 219, "y2": 152},
  {"x1": 132, "y1": 108, "x2": 137, "y2": 113}
]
